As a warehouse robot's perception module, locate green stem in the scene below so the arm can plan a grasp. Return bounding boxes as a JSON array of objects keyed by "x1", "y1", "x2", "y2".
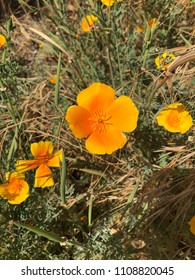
[
  {"x1": 54, "y1": 51, "x2": 62, "y2": 106},
  {"x1": 60, "y1": 150, "x2": 67, "y2": 204},
  {"x1": 106, "y1": 46, "x2": 115, "y2": 88},
  {"x1": 122, "y1": 184, "x2": 139, "y2": 218},
  {"x1": 88, "y1": 195, "x2": 94, "y2": 232}
]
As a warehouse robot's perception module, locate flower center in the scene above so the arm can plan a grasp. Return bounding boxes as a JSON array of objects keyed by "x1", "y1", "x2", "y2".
[
  {"x1": 7, "y1": 179, "x2": 23, "y2": 196},
  {"x1": 91, "y1": 110, "x2": 113, "y2": 133},
  {"x1": 35, "y1": 154, "x2": 53, "y2": 165}
]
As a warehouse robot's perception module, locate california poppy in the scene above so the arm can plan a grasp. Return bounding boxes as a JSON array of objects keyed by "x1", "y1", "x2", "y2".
[
  {"x1": 49, "y1": 74, "x2": 57, "y2": 84},
  {"x1": 156, "y1": 103, "x2": 193, "y2": 134},
  {"x1": 136, "y1": 18, "x2": 158, "y2": 33},
  {"x1": 0, "y1": 172, "x2": 29, "y2": 204},
  {"x1": 65, "y1": 82, "x2": 139, "y2": 154},
  {"x1": 81, "y1": 15, "x2": 99, "y2": 32},
  {"x1": 16, "y1": 141, "x2": 62, "y2": 188}
]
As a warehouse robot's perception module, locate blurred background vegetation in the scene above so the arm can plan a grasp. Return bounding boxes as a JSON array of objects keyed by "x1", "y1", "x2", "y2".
[{"x1": 0, "y1": 0, "x2": 194, "y2": 259}]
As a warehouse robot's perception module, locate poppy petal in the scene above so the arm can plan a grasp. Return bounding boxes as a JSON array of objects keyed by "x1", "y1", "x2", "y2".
[
  {"x1": 85, "y1": 130, "x2": 127, "y2": 154},
  {"x1": 47, "y1": 150, "x2": 63, "y2": 167},
  {"x1": 107, "y1": 96, "x2": 139, "y2": 132},
  {"x1": 0, "y1": 34, "x2": 6, "y2": 47},
  {"x1": 156, "y1": 109, "x2": 176, "y2": 132},
  {"x1": 77, "y1": 83, "x2": 115, "y2": 113},
  {"x1": 0, "y1": 184, "x2": 6, "y2": 196},
  {"x1": 31, "y1": 141, "x2": 54, "y2": 158},
  {"x1": 6, "y1": 172, "x2": 25, "y2": 181},
  {"x1": 179, "y1": 113, "x2": 193, "y2": 134},
  {"x1": 66, "y1": 105, "x2": 94, "y2": 138},
  {"x1": 34, "y1": 164, "x2": 54, "y2": 188},
  {"x1": 16, "y1": 159, "x2": 39, "y2": 173}
]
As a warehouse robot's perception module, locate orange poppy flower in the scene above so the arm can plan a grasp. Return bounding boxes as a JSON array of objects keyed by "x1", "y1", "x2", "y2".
[
  {"x1": 49, "y1": 74, "x2": 57, "y2": 84},
  {"x1": 156, "y1": 103, "x2": 193, "y2": 134},
  {"x1": 0, "y1": 34, "x2": 6, "y2": 47},
  {"x1": 147, "y1": 18, "x2": 158, "y2": 29},
  {"x1": 136, "y1": 18, "x2": 158, "y2": 33},
  {"x1": 0, "y1": 172, "x2": 29, "y2": 204},
  {"x1": 49, "y1": 74, "x2": 62, "y2": 84},
  {"x1": 16, "y1": 141, "x2": 62, "y2": 188},
  {"x1": 65, "y1": 82, "x2": 139, "y2": 155},
  {"x1": 155, "y1": 52, "x2": 176, "y2": 70},
  {"x1": 81, "y1": 15, "x2": 99, "y2": 32},
  {"x1": 188, "y1": 216, "x2": 195, "y2": 235}
]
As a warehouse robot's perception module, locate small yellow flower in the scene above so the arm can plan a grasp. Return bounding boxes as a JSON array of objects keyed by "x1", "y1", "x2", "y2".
[
  {"x1": 16, "y1": 141, "x2": 62, "y2": 188},
  {"x1": 49, "y1": 74, "x2": 62, "y2": 84},
  {"x1": 136, "y1": 26, "x2": 145, "y2": 33},
  {"x1": 0, "y1": 172, "x2": 29, "y2": 204},
  {"x1": 101, "y1": 0, "x2": 122, "y2": 6},
  {"x1": 81, "y1": 15, "x2": 99, "y2": 32},
  {"x1": 49, "y1": 74, "x2": 57, "y2": 84},
  {"x1": 156, "y1": 103, "x2": 193, "y2": 134},
  {"x1": 136, "y1": 18, "x2": 158, "y2": 33},
  {"x1": 155, "y1": 52, "x2": 176, "y2": 70},
  {"x1": 188, "y1": 216, "x2": 195, "y2": 235},
  {"x1": 0, "y1": 34, "x2": 6, "y2": 47},
  {"x1": 39, "y1": 42, "x2": 44, "y2": 48},
  {"x1": 65, "y1": 82, "x2": 139, "y2": 155}
]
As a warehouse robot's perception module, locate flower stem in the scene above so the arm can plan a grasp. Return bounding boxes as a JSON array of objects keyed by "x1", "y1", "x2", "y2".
[
  {"x1": 60, "y1": 150, "x2": 67, "y2": 204},
  {"x1": 88, "y1": 195, "x2": 94, "y2": 233}
]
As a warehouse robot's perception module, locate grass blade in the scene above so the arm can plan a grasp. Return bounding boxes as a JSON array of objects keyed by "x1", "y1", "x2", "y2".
[
  {"x1": 54, "y1": 51, "x2": 62, "y2": 106},
  {"x1": 13, "y1": 221, "x2": 64, "y2": 243},
  {"x1": 60, "y1": 150, "x2": 67, "y2": 204},
  {"x1": 88, "y1": 195, "x2": 94, "y2": 232}
]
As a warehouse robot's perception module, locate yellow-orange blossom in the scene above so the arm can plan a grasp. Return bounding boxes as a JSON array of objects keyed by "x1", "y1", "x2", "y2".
[
  {"x1": 136, "y1": 18, "x2": 158, "y2": 33},
  {"x1": 81, "y1": 15, "x2": 98, "y2": 32},
  {"x1": 155, "y1": 52, "x2": 176, "y2": 70},
  {"x1": 0, "y1": 172, "x2": 29, "y2": 204},
  {"x1": 101, "y1": 0, "x2": 123, "y2": 7},
  {"x1": 65, "y1": 83, "x2": 139, "y2": 155},
  {"x1": 16, "y1": 141, "x2": 62, "y2": 188},
  {"x1": 156, "y1": 103, "x2": 193, "y2": 134}
]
